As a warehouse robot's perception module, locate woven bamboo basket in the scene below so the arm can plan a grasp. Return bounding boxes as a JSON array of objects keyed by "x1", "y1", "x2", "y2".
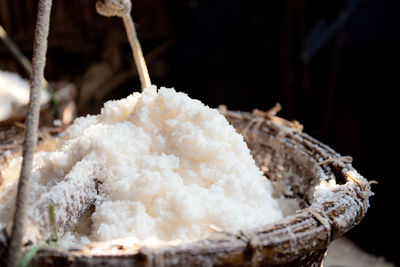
[{"x1": 0, "y1": 107, "x2": 372, "y2": 267}]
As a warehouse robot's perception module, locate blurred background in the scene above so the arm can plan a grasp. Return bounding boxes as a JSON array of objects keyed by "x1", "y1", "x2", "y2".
[{"x1": 1, "y1": 0, "x2": 399, "y2": 265}]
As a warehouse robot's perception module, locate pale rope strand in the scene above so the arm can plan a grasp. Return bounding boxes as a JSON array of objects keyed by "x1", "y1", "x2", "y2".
[
  {"x1": 6, "y1": 0, "x2": 53, "y2": 265},
  {"x1": 96, "y1": 0, "x2": 151, "y2": 89}
]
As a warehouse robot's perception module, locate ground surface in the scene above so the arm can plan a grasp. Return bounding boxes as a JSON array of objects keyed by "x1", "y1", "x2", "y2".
[{"x1": 324, "y1": 237, "x2": 396, "y2": 267}]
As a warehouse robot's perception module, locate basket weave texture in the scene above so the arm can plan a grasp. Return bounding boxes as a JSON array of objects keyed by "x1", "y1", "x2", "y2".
[{"x1": 3, "y1": 110, "x2": 373, "y2": 267}]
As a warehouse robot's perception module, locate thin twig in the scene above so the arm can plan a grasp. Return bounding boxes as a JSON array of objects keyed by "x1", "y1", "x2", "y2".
[
  {"x1": 0, "y1": 24, "x2": 59, "y2": 113},
  {"x1": 6, "y1": 0, "x2": 53, "y2": 265},
  {"x1": 0, "y1": 25, "x2": 32, "y2": 75}
]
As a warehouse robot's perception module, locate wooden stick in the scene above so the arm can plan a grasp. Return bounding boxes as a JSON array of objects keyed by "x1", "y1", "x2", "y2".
[
  {"x1": 122, "y1": 15, "x2": 151, "y2": 89},
  {"x1": 95, "y1": 0, "x2": 152, "y2": 90},
  {"x1": 6, "y1": 0, "x2": 53, "y2": 265}
]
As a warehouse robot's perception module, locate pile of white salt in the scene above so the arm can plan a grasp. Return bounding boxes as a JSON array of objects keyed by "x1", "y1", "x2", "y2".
[
  {"x1": 0, "y1": 70, "x2": 49, "y2": 121},
  {"x1": 0, "y1": 86, "x2": 283, "y2": 247}
]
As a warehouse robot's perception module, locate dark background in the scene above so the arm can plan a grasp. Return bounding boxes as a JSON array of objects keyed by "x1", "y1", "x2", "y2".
[{"x1": 1, "y1": 0, "x2": 399, "y2": 264}]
